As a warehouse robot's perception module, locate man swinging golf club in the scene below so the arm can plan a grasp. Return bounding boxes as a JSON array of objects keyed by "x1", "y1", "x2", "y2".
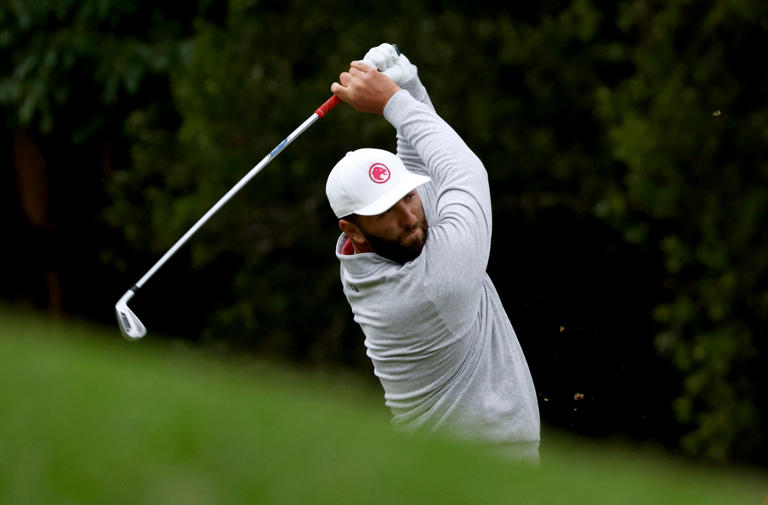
[{"x1": 327, "y1": 44, "x2": 540, "y2": 462}]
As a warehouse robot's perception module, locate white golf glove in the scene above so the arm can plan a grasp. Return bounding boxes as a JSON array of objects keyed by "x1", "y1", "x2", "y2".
[{"x1": 362, "y1": 43, "x2": 417, "y2": 85}]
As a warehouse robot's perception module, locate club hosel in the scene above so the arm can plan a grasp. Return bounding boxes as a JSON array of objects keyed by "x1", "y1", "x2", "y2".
[{"x1": 118, "y1": 288, "x2": 136, "y2": 306}]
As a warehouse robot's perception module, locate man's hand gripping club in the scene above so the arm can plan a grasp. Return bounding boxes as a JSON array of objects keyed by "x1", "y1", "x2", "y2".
[{"x1": 331, "y1": 60, "x2": 401, "y2": 115}]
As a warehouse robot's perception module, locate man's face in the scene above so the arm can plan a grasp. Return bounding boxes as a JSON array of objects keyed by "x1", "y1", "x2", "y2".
[{"x1": 355, "y1": 190, "x2": 428, "y2": 264}]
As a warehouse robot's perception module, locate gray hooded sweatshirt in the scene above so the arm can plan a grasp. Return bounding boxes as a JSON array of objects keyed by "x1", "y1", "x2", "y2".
[{"x1": 335, "y1": 76, "x2": 540, "y2": 449}]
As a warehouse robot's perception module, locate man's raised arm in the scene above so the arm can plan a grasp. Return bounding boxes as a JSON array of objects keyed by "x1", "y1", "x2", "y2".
[{"x1": 361, "y1": 43, "x2": 433, "y2": 176}]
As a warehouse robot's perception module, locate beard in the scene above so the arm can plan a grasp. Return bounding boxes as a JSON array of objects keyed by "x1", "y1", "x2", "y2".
[{"x1": 362, "y1": 222, "x2": 429, "y2": 265}]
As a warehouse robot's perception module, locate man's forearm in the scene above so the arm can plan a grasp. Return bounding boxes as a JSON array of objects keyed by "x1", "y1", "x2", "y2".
[
  {"x1": 399, "y1": 74, "x2": 435, "y2": 113},
  {"x1": 394, "y1": 75, "x2": 435, "y2": 176},
  {"x1": 385, "y1": 91, "x2": 487, "y2": 190},
  {"x1": 397, "y1": 74, "x2": 435, "y2": 174}
]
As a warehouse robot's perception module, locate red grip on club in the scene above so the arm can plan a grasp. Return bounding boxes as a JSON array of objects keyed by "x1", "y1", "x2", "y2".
[{"x1": 315, "y1": 95, "x2": 341, "y2": 117}]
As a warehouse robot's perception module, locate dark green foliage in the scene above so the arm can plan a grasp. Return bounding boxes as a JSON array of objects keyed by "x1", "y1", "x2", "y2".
[{"x1": 595, "y1": 0, "x2": 768, "y2": 460}]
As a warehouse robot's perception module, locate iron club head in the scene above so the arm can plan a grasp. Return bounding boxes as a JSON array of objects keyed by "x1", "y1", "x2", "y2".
[{"x1": 115, "y1": 290, "x2": 146, "y2": 340}]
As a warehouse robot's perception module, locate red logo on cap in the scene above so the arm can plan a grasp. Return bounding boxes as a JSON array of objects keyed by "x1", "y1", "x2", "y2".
[{"x1": 369, "y1": 163, "x2": 390, "y2": 184}]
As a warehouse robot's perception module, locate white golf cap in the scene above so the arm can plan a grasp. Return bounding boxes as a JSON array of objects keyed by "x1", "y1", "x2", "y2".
[{"x1": 326, "y1": 148, "x2": 431, "y2": 218}]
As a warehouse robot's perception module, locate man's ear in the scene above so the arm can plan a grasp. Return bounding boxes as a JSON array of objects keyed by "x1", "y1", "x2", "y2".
[
  {"x1": 339, "y1": 219, "x2": 364, "y2": 243},
  {"x1": 339, "y1": 219, "x2": 374, "y2": 254}
]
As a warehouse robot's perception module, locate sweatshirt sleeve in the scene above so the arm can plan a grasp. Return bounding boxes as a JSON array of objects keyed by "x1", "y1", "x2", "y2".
[
  {"x1": 383, "y1": 89, "x2": 493, "y2": 333},
  {"x1": 392, "y1": 75, "x2": 434, "y2": 177}
]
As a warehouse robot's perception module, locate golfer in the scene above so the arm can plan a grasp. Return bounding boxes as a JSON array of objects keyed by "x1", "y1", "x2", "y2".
[{"x1": 326, "y1": 44, "x2": 540, "y2": 462}]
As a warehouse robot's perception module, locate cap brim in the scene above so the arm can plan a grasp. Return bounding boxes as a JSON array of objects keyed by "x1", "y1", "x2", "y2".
[{"x1": 355, "y1": 174, "x2": 431, "y2": 216}]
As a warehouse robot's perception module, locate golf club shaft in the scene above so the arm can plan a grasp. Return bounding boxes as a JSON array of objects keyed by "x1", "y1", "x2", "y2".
[{"x1": 131, "y1": 95, "x2": 341, "y2": 292}]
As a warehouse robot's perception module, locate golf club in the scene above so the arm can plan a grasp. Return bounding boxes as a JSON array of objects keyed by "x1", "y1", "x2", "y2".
[
  {"x1": 116, "y1": 45, "x2": 401, "y2": 340},
  {"x1": 115, "y1": 94, "x2": 341, "y2": 340}
]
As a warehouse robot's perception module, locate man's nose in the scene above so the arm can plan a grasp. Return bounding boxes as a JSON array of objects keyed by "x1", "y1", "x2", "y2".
[{"x1": 396, "y1": 201, "x2": 418, "y2": 227}]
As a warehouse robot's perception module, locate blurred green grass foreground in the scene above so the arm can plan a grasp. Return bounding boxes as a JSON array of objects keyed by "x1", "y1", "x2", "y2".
[{"x1": 0, "y1": 307, "x2": 765, "y2": 505}]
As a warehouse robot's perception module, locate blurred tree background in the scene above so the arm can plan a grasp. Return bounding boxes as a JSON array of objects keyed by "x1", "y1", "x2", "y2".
[{"x1": 2, "y1": 0, "x2": 766, "y2": 465}]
